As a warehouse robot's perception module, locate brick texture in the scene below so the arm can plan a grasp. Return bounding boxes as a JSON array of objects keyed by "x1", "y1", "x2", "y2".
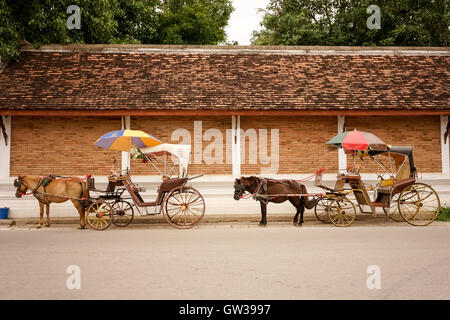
[
  {"x1": 8, "y1": 115, "x2": 442, "y2": 177},
  {"x1": 10, "y1": 116, "x2": 122, "y2": 176},
  {"x1": 240, "y1": 116, "x2": 339, "y2": 174}
]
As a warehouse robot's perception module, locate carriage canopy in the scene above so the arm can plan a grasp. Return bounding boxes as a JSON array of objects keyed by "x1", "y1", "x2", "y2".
[{"x1": 132, "y1": 143, "x2": 191, "y2": 178}]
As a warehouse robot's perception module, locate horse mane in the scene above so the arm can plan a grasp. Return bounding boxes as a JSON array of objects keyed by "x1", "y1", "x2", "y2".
[{"x1": 239, "y1": 176, "x2": 261, "y2": 189}]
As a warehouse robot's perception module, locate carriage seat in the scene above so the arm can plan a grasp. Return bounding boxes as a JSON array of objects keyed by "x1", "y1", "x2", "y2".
[
  {"x1": 87, "y1": 177, "x2": 115, "y2": 193},
  {"x1": 123, "y1": 179, "x2": 155, "y2": 207},
  {"x1": 158, "y1": 177, "x2": 188, "y2": 193},
  {"x1": 314, "y1": 171, "x2": 346, "y2": 192}
]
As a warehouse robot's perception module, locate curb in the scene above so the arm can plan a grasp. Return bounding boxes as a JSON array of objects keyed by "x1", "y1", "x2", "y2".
[
  {"x1": 5, "y1": 212, "x2": 407, "y2": 227},
  {"x1": 8, "y1": 213, "x2": 320, "y2": 227},
  {"x1": 0, "y1": 219, "x2": 16, "y2": 227}
]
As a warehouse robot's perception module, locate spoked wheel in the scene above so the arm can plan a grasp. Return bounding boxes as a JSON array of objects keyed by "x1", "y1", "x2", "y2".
[
  {"x1": 86, "y1": 201, "x2": 113, "y2": 230},
  {"x1": 314, "y1": 196, "x2": 333, "y2": 223},
  {"x1": 112, "y1": 200, "x2": 134, "y2": 227},
  {"x1": 385, "y1": 193, "x2": 404, "y2": 222},
  {"x1": 163, "y1": 186, "x2": 205, "y2": 229},
  {"x1": 328, "y1": 197, "x2": 356, "y2": 227},
  {"x1": 398, "y1": 183, "x2": 440, "y2": 226}
]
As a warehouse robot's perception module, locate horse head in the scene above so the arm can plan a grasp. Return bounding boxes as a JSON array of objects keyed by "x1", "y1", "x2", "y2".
[
  {"x1": 14, "y1": 176, "x2": 29, "y2": 198},
  {"x1": 233, "y1": 176, "x2": 260, "y2": 200},
  {"x1": 233, "y1": 179, "x2": 245, "y2": 200}
]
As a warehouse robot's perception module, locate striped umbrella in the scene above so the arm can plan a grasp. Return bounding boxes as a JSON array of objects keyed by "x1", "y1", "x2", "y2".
[
  {"x1": 94, "y1": 130, "x2": 162, "y2": 152},
  {"x1": 326, "y1": 130, "x2": 387, "y2": 152}
]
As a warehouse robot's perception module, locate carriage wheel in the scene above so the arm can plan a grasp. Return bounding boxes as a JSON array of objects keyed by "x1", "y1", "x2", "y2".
[
  {"x1": 385, "y1": 193, "x2": 404, "y2": 222},
  {"x1": 398, "y1": 183, "x2": 440, "y2": 226},
  {"x1": 314, "y1": 196, "x2": 332, "y2": 223},
  {"x1": 86, "y1": 201, "x2": 113, "y2": 230},
  {"x1": 163, "y1": 186, "x2": 205, "y2": 229},
  {"x1": 328, "y1": 197, "x2": 356, "y2": 227},
  {"x1": 112, "y1": 200, "x2": 134, "y2": 227}
]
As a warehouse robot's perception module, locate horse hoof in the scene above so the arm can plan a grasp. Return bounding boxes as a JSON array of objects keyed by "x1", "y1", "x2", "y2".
[
  {"x1": 36, "y1": 225, "x2": 42, "y2": 229},
  {"x1": 79, "y1": 226, "x2": 86, "y2": 230},
  {"x1": 258, "y1": 223, "x2": 267, "y2": 227}
]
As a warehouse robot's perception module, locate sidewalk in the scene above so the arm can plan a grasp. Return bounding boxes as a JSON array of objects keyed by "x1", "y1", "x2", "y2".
[
  {"x1": 5, "y1": 213, "x2": 304, "y2": 227},
  {"x1": 3, "y1": 212, "x2": 448, "y2": 229}
]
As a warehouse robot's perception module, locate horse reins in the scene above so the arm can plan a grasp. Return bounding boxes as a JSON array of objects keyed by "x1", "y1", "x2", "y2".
[
  {"x1": 238, "y1": 168, "x2": 327, "y2": 201},
  {"x1": 15, "y1": 175, "x2": 92, "y2": 202}
]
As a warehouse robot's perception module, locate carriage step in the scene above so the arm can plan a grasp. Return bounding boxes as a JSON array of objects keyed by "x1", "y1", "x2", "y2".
[{"x1": 371, "y1": 202, "x2": 388, "y2": 207}]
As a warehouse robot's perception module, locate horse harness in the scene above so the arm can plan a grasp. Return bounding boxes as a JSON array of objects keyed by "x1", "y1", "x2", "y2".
[
  {"x1": 251, "y1": 178, "x2": 294, "y2": 204},
  {"x1": 16, "y1": 175, "x2": 63, "y2": 204},
  {"x1": 32, "y1": 175, "x2": 57, "y2": 204}
]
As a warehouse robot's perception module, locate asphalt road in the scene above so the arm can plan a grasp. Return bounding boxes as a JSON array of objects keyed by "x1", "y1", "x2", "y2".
[{"x1": 0, "y1": 222, "x2": 449, "y2": 300}]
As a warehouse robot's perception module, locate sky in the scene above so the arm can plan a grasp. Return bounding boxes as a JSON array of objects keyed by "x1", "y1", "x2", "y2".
[{"x1": 225, "y1": 0, "x2": 271, "y2": 45}]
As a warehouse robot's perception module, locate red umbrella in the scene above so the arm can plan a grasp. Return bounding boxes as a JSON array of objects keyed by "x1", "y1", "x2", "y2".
[{"x1": 327, "y1": 130, "x2": 387, "y2": 152}]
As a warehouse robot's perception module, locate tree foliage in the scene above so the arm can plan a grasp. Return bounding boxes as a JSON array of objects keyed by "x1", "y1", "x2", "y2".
[
  {"x1": 0, "y1": 0, "x2": 233, "y2": 62},
  {"x1": 252, "y1": 0, "x2": 450, "y2": 46}
]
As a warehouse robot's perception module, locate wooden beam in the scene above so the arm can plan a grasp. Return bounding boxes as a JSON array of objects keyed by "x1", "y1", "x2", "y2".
[
  {"x1": 1, "y1": 109, "x2": 448, "y2": 117},
  {"x1": 441, "y1": 115, "x2": 450, "y2": 175},
  {"x1": 0, "y1": 115, "x2": 11, "y2": 178},
  {"x1": 121, "y1": 116, "x2": 131, "y2": 172},
  {"x1": 232, "y1": 116, "x2": 241, "y2": 178},
  {"x1": 337, "y1": 116, "x2": 347, "y2": 172}
]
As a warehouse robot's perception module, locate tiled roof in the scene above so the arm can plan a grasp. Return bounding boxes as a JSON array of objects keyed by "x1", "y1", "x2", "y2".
[{"x1": 0, "y1": 45, "x2": 448, "y2": 112}]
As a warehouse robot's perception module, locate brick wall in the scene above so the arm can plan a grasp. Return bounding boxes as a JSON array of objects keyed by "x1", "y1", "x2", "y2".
[
  {"x1": 131, "y1": 116, "x2": 232, "y2": 175},
  {"x1": 345, "y1": 116, "x2": 441, "y2": 173},
  {"x1": 8, "y1": 115, "x2": 442, "y2": 177},
  {"x1": 240, "y1": 116, "x2": 339, "y2": 175},
  {"x1": 10, "y1": 116, "x2": 122, "y2": 176}
]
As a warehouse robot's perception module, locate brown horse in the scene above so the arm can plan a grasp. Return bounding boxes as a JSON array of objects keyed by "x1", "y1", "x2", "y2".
[
  {"x1": 14, "y1": 175, "x2": 90, "y2": 228},
  {"x1": 233, "y1": 176, "x2": 317, "y2": 226}
]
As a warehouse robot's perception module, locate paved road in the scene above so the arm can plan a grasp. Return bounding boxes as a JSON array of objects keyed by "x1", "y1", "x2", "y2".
[{"x1": 0, "y1": 222, "x2": 449, "y2": 300}]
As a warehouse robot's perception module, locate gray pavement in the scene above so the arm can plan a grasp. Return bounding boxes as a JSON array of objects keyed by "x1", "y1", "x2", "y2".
[{"x1": 0, "y1": 221, "x2": 449, "y2": 300}]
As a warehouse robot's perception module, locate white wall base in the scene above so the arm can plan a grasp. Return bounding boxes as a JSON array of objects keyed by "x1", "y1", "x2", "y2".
[{"x1": 2, "y1": 174, "x2": 449, "y2": 219}]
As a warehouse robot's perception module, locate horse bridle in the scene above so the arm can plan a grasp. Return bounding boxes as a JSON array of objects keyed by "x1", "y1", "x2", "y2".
[
  {"x1": 14, "y1": 177, "x2": 29, "y2": 197},
  {"x1": 13, "y1": 177, "x2": 22, "y2": 188},
  {"x1": 234, "y1": 178, "x2": 264, "y2": 200},
  {"x1": 14, "y1": 177, "x2": 37, "y2": 197},
  {"x1": 234, "y1": 182, "x2": 246, "y2": 197},
  {"x1": 14, "y1": 176, "x2": 31, "y2": 190}
]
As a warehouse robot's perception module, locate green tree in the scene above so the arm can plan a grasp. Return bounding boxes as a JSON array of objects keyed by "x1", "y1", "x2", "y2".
[
  {"x1": 0, "y1": 0, "x2": 21, "y2": 62},
  {"x1": 252, "y1": 0, "x2": 450, "y2": 46},
  {"x1": 114, "y1": 0, "x2": 159, "y2": 44},
  {"x1": 0, "y1": 0, "x2": 233, "y2": 62},
  {"x1": 156, "y1": 0, "x2": 233, "y2": 44}
]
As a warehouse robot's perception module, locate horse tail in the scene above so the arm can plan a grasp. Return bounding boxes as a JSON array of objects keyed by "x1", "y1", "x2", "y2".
[{"x1": 301, "y1": 184, "x2": 318, "y2": 210}]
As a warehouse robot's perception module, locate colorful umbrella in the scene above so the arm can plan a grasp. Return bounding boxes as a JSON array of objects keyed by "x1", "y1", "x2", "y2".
[
  {"x1": 94, "y1": 130, "x2": 162, "y2": 152},
  {"x1": 326, "y1": 130, "x2": 387, "y2": 152}
]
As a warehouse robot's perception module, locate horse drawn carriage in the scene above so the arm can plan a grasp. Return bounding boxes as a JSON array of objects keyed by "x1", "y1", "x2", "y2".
[
  {"x1": 76, "y1": 130, "x2": 205, "y2": 230},
  {"x1": 85, "y1": 142, "x2": 206, "y2": 230},
  {"x1": 234, "y1": 130, "x2": 440, "y2": 227},
  {"x1": 314, "y1": 145, "x2": 440, "y2": 227}
]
